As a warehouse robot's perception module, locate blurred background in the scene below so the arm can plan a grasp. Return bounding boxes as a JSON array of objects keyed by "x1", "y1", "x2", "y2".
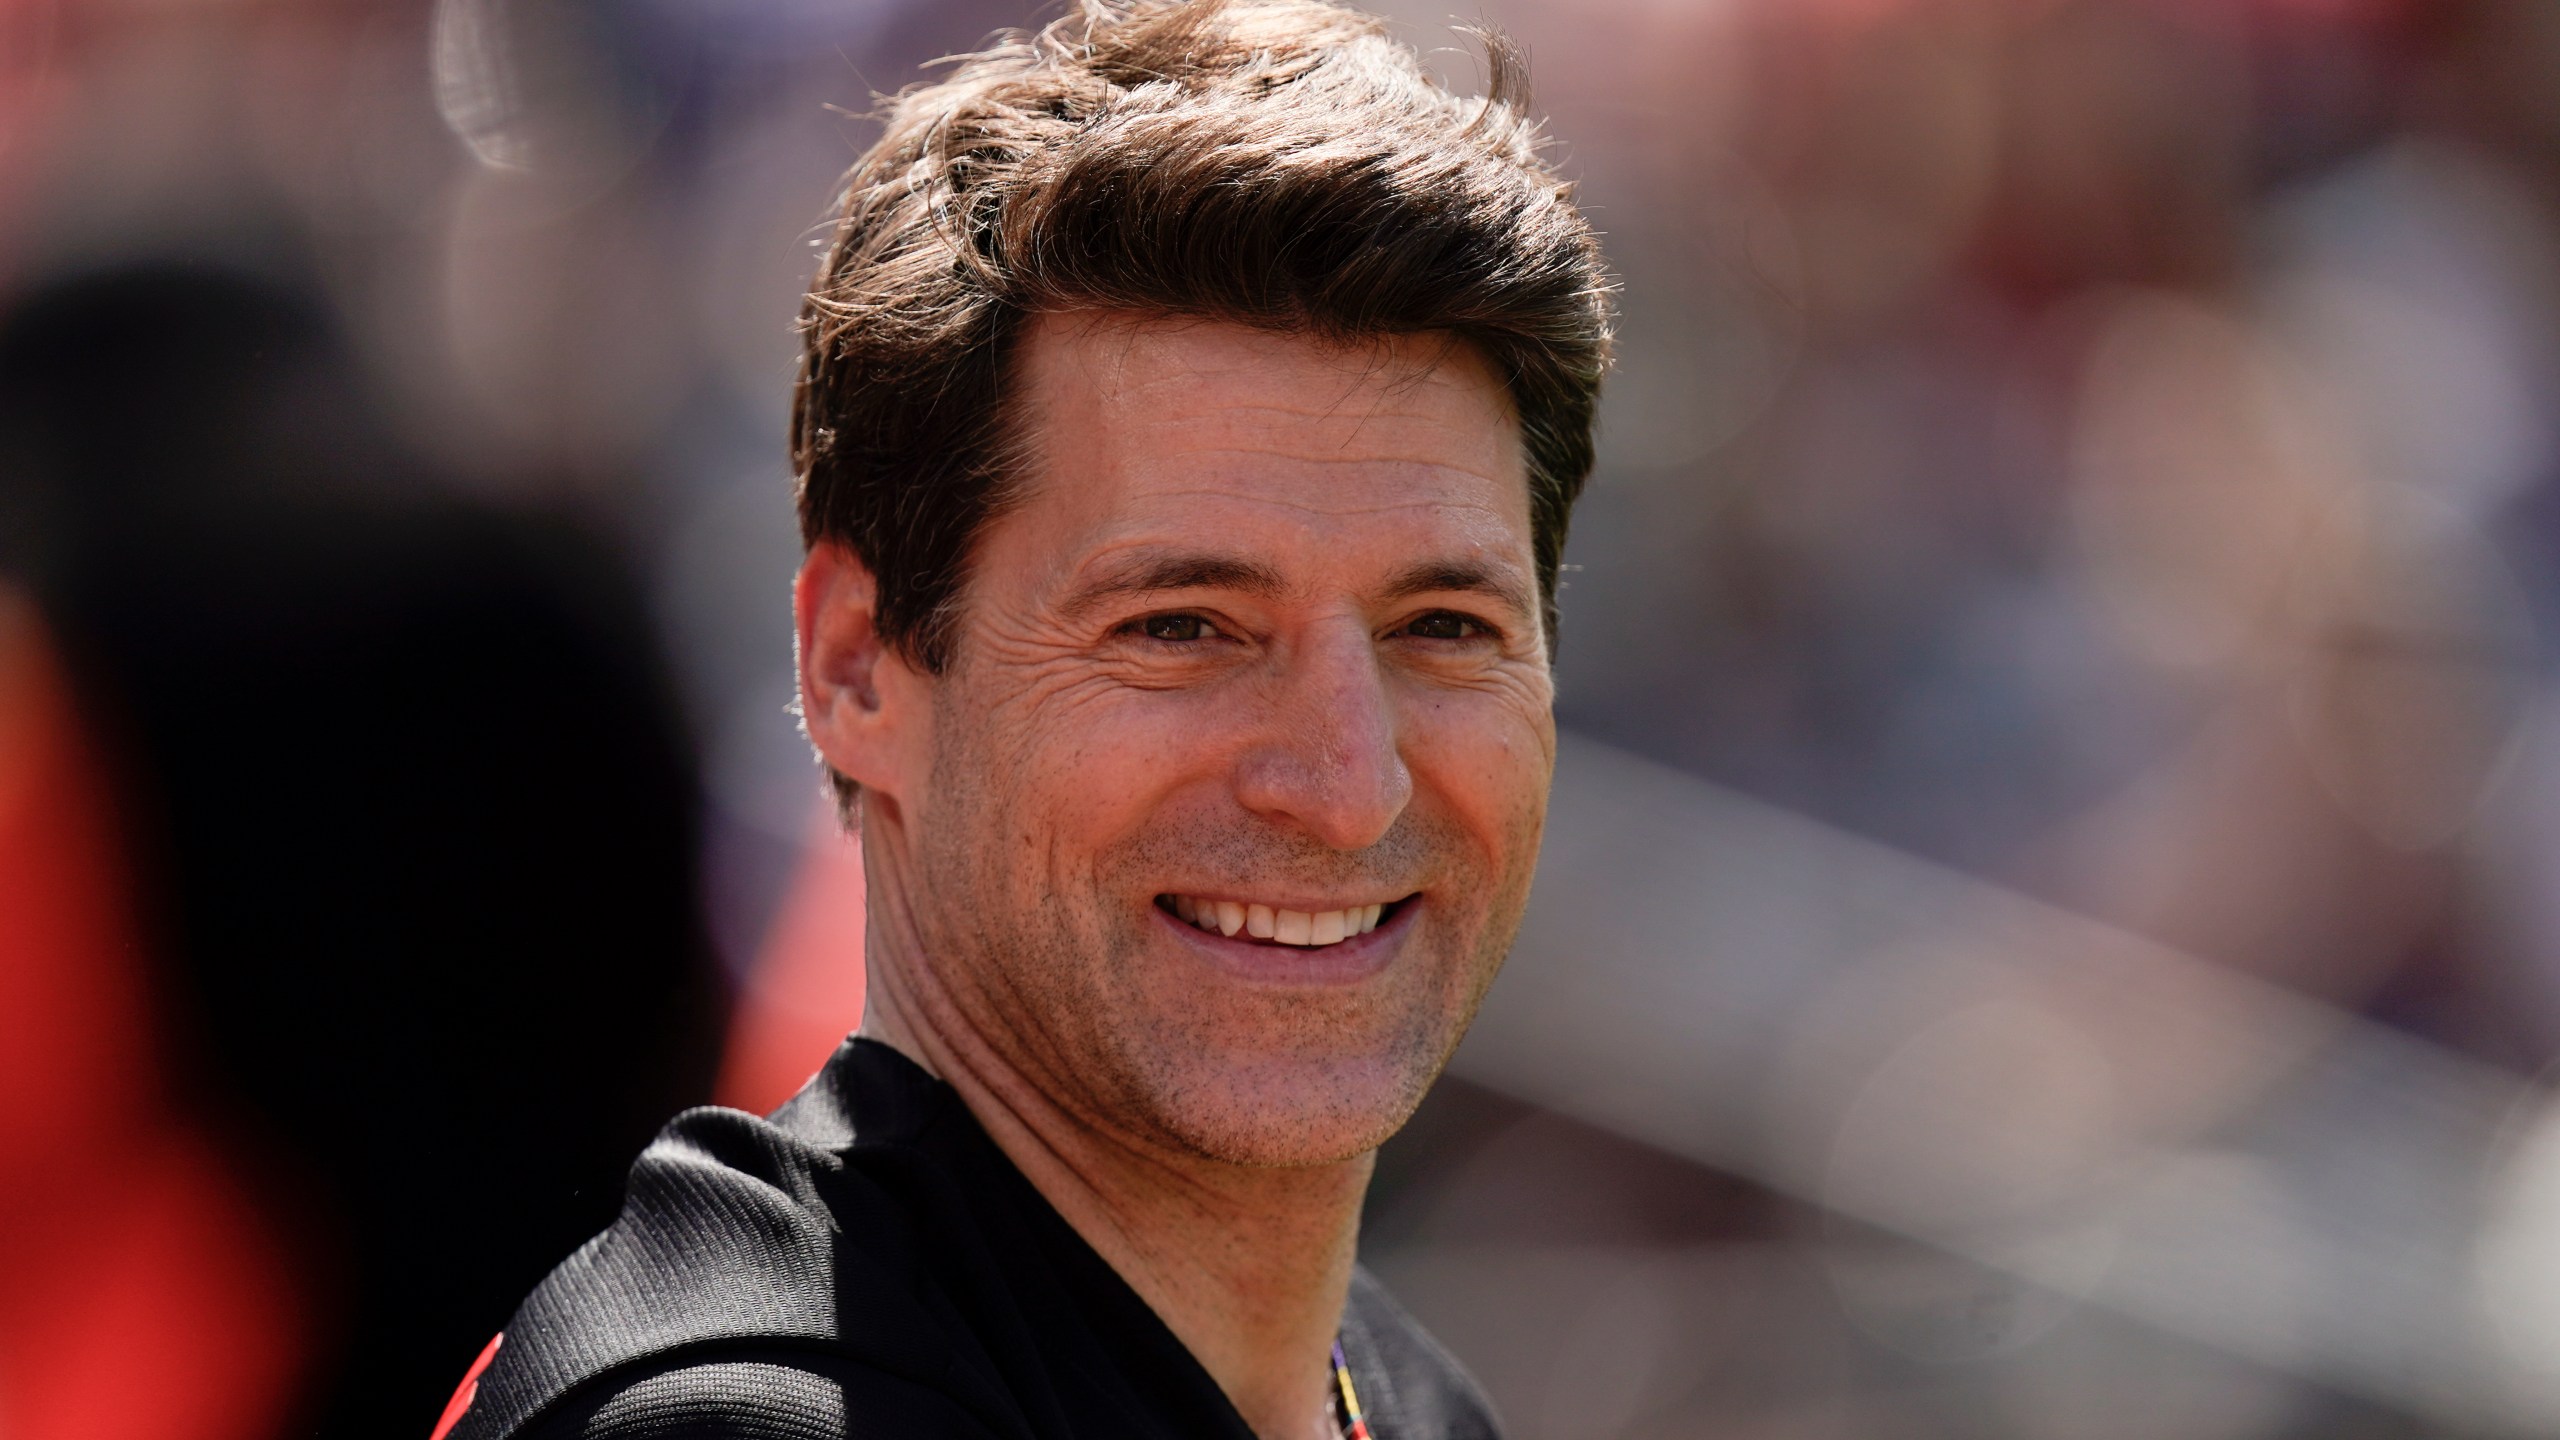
[{"x1": 10, "y1": 0, "x2": 2560, "y2": 1436}]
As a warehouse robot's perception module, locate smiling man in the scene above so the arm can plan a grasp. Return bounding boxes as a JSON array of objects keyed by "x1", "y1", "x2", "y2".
[{"x1": 441, "y1": 4, "x2": 1608, "y2": 1439}]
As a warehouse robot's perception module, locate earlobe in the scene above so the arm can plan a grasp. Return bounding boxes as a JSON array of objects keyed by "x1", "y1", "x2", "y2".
[{"x1": 795, "y1": 542, "x2": 910, "y2": 794}]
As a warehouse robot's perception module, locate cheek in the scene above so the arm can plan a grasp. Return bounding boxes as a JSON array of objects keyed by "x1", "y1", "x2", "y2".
[
  {"x1": 1402, "y1": 689, "x2": 1555, "y2": 857},
  {"x1": 959, "y1": 670, "x2": 1238, "y2": 868}
]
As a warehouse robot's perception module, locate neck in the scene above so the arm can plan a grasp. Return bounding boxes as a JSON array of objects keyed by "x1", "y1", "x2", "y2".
[{"x1": 858, "y1": 903, "x2": 1363, "y2": 1440}]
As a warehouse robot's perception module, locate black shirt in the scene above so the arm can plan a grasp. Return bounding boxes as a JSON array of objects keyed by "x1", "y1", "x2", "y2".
[{"x1": 447, "y1": 1038, "x2": 1501, "y2": 1440}]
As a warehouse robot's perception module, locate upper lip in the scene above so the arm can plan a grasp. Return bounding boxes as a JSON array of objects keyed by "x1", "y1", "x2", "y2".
[{"x1": 1160, "y1": 890, "x2": 1412, "y2": 910}]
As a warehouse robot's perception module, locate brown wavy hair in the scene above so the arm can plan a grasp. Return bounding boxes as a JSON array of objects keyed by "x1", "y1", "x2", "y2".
[{"x1": 792, "y1": 0, "x2": 1612, "y2": 685}]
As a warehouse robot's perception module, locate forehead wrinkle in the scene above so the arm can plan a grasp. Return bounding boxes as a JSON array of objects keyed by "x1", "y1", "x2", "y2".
[
  {"x1": 994, "y1": 472, "x2": 1520, "y2": 601},
  {"x1": 1112, "y1": 370, "x2": 1505, "y2": 453},
  {"x1": 1141, "y1": 376, "x2": 1495, "y2": 415},
  {"x1": 1044, "y1": 502, "x2": 1535, "y2": 628},
  {"x1": 1139, "y1": 447, "x2": 1517, "y2": 481},
  {"x1": 1128, "y1": 401, "x2": 1507, "y2": 458},
  {"x1": 1107, "y1": 487, "x2": 1520, "y2": 523},
  {"x1": 1131, "y1": 409, "x2": 1474, "y2": 443}
]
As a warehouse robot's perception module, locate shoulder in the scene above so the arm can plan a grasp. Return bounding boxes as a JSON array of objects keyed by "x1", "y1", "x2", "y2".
[
  {"x1": 451, "y1": 1080, "x2": 969, "y2": 1440},
  {"x1": 517, "y1": 1354, "x2": 1010, "y2": 1440},
  {"x1": 1343, "y1": 1269, "x2": 1505, "y2": 1440}
]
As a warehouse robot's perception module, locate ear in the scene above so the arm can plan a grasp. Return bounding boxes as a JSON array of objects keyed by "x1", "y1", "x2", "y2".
[{"x1": 795, "y1": 542, "x2": 928, "y2": 802}]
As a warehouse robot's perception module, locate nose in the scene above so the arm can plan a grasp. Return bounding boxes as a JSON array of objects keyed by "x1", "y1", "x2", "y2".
[{"x1": 1232, "y1": 620, "x2": 1413, "y2": 852}]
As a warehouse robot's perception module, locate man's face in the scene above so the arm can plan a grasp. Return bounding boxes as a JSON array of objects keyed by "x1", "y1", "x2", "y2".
[{"x1": 888, "y1": 313, "x2": 1554, "y2": 1167}]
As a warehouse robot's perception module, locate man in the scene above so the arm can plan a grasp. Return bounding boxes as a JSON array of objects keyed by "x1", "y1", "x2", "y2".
[{"x1": 442, "y1": 2, "x2": 1608, "y2": 1437}]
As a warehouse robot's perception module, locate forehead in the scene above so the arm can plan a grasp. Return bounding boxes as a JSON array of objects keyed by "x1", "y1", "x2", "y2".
[{"x1": 993, "y1": 312, "x2": 1530, "y2": 586}]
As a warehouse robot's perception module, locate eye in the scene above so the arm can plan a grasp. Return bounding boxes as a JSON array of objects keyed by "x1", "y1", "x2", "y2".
[
  {"x1": 1133, "y1": 612, "x2": 1217, "y2": 643},
  {"x1": 1402, "y1": 611, "x2": 1489, "y2": 641}
]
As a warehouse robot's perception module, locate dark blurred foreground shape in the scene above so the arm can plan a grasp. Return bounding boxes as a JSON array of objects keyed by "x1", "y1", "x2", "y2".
[
  {"x1": 0, "y1": 592, "x2": 303, "y2": 1440},
  {"x1": 0, "y1": 265, "x2": 728, "y2": 1439}
]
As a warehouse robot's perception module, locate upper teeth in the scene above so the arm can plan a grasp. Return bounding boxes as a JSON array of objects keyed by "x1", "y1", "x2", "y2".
[{"x1": 1168, "y1": 895, "x2": 1385, "y2": 945}]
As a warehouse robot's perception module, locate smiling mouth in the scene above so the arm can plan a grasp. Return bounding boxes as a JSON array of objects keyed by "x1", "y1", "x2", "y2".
[{"x1": 1157, "y1": 893, "x2": 1408, "y2": 947}]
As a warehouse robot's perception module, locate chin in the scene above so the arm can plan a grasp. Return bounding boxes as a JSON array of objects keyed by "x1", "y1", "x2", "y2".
[
  {"x1": 1092, "y1": 914, "x2": 1509, "y2": 1167},
  {"x1": 1131, "y1": 1045, "x2": 1442, "y2": 1169}
]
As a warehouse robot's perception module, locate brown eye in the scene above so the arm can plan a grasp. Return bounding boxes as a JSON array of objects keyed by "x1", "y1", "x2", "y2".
[
  {"x1": 1140, "y1": 613, "x2": 1211, "y2": 642},
  {"x1": 1405, "y1": 612, "x2": 1481, "y2": 641}
]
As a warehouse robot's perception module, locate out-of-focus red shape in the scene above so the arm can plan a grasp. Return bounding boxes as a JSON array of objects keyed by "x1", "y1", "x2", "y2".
[
  {"x1": 0, "y1": 595, "x2": 305, "y2": 1440},
  {"x1": 715, "y1": 806, "x2": 866, "y2": 1116},
  {"x1": 428, "y1": 1331, "x2": 505, "y2": 1440}
]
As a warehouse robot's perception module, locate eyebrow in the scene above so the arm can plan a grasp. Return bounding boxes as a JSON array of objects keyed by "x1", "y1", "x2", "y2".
[
  {"x1": 1058, "y1": 552, "x2": 1290, "y2": 619},
  {"x1": 1058, "y1": 550, "x2": 1535, "y2": 621},
  {"x1": 1380, "y1": 558, "x2": 1535, "y2": 618}
]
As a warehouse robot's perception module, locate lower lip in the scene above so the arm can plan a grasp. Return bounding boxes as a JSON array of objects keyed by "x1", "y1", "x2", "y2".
[{"x1": 1155, "y1": 899, "x2": 1415, "y2": 986}]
